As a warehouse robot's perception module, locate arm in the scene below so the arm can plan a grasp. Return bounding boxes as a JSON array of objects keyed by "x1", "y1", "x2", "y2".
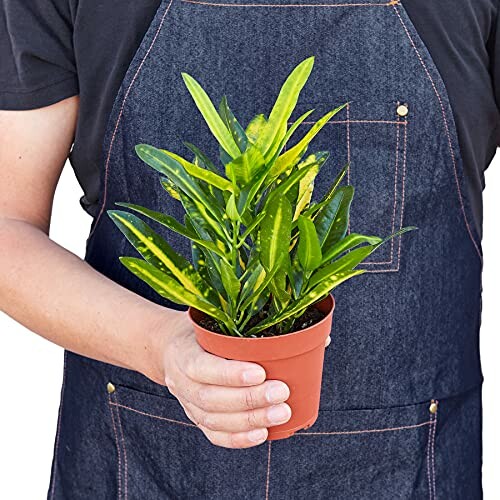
[{"x1": 0, "y1": 97, "x2": 292, "y2": 448}]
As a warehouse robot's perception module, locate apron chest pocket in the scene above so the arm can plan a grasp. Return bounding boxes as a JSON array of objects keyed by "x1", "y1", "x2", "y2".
[{"x1": 292, "y1": 100, "x2": 410, "y2": 273}]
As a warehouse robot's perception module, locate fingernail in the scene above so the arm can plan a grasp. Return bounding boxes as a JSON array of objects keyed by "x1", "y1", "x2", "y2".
[
  {"x1": 248, "y1": 428, "x2": 267, "y2": 443},
  {"x1": 265, "y1": 382, "x2": 289, "y2": 404},
  {"x1": 267, "y1": 404, "x2": 291, "y2": 425},
  {"x1": 242, "y1": 369, "x2": 265, "y2": 385}
]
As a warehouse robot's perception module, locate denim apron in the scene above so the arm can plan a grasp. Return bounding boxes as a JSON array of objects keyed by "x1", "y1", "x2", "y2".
[{"x1": 48, "y1": 0, "x2": 484, "y2": 498}]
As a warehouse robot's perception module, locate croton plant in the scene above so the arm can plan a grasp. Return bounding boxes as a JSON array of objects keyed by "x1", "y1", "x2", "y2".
[{"x1": 108, "y1": 57, "x2": 415, "y2": 337}]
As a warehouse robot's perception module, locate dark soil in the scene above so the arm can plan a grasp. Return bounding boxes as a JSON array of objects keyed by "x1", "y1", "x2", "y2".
[{"x1": 198, "y1": 304, "x2": 327, "y2": 338}]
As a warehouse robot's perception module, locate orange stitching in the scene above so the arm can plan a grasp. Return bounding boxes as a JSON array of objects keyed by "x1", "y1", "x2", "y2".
[
  {"x1": 295, "y1": 419, "x2": 432, "y2": 436},
  {"x1": 426, "y1": 412, "x2": 433, "y2": 499},
  {"x1": 265, "y1": 441, "x2": 272, "y2": 500},
  {"x1": 114, "y1": 396, "x2": 129, "y2": 500},
  {"x1": 109, "y1": 401, "x2": 197, "y2": 428},
  {"x1": 430, "y1": 402, "x2": 438, "y2": 499},
  {"x1": 363, "y1": 110, "x2": 401, "y2": 266},
  {"x1": 303, "y1": 119, "x2": 407, "y2": 125},
  {"x1": 108, "y1": 395, "x2": 123, "y2": 500},
  {"x1": 111, "y1": 399, "x2": 431, "y2": 445},
  {"x1": 346, "y1": 103, "x2": 351, "y2": 234},
  {"x1": 392, "y1": 4, "x2": 482, "y2": 262},
  {"x1": 49, "y1": 351, "x2": 67, "y2": 500},
  {"x1": 89, "y1": 0, "x2": 176, "y2": 239},
  {"x1": 181, "y1": 0, "x2": 399, "y2": 7},
  {"x1": 387, "y1": 112, "x2": 401, "y2": 264},
  {"x1": 397, "y1": 120, "x2": 408, "y2": 268}
]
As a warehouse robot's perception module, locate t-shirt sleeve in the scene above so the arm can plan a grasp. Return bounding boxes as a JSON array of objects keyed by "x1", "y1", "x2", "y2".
[
  {"x1": 0, "y1": 0, "x2": 79, "y2": 110},
  {"x1": 490, "y1": 3, "x2": 500, "y2": 146}
]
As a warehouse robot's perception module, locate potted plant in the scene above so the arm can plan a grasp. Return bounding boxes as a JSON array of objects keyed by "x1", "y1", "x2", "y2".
[{"x1": 109, "y1": 57, "x2": 416, "y2": 440}]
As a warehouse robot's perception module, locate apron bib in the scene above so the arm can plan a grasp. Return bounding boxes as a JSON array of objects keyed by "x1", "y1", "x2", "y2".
[{"x1": 49, "y1": 1, "x2": 483, "y2": 498}]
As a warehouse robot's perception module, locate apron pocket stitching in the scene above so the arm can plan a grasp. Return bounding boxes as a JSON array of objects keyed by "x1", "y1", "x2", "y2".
[
  {"x1": 114, "y1": 394, "x2": 130, "y2": 500},
  {"x1": 111, "y1": 389, "x2": 433, "y2": 436},
  {"x1": 180, "y1": 0, "x2": 400, "y2": 7},
  {"x1": 294, "y1": 418, "x2": 432, "y2": 436},
  {"x1": 430, "y1": 403, "x2": 438, "y2": 499},
  {"x1": 108, "y1": 393, "x2": 125, "y2": 500},
  {"x1": 425, "y1": 400, "x2": 439, "y2": 500},
  {"x1": 110, "y1": 400, "x2": 197, "y2": 428},
  {"x1": 265, "y1": 441, "x2": 272, "y2": 500}
]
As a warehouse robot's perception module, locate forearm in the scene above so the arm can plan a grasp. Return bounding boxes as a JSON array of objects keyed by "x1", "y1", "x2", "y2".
[{"x1": 0, "y1": 217, "x2": 178, "y2": 384}]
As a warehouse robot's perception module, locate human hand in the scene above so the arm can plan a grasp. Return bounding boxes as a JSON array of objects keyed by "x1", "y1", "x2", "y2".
[{"x1": 152, "y1": 311, "x2": 330, "y2": 449}]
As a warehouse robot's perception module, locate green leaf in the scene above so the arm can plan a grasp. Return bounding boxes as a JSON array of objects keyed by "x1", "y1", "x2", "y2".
[
  {"x1": 220, "y1": 259, "x2": 241, "y2": 307},
  {"x1": 240, "y1": 255, "x2": 284, "y2": 312},
  {"x1": 237, "y1": 211, "x2": 266, "y2": 247},
  {"x1": 314, "y1": 188, "x2": 345, "y2": 247},
  {"x1": 265, "y1": 163, "x2": 320, "y2": 207},
  {"x1": 246, "y1": 114, "x2": 268, "y2": 143},
  {"x1": 321, "y1": 233, "x2": 383, "y2": 264},
  {"x1": 108, "y1": 210, "x2": 217, "y2": 303},
  {"x1": 238, "y1": 164, "x2": 270, "y2": 216},
  {"x1": 297, "y1": 216, "x2": 322, "y2": 272},
  {"x1": 268, "y1": 108, "x2": 315, "y2": 166},
  {"x1": 120, "y1": 257, "x2": 235, "y2": 329},
  {"x1": 293, "y1": 152, "x2": 329, "y2": 220},
  {"x1": 271, "y1": 104, "x2": 346, "y2": 179},
  {"x1": 116, "y1": 203, "x2": 226, "y2": 258},
  {"x1": 160, "y1": 177, "x2": 181, "y2": 201},
  {"x1": 162, "y1": 149, "x2": 235, "y2": 193},
  {"x1": 247, "y1": 269, "x2": 365, "y2": 336},
  {"x1": 307, "y1": 244, "x2": 375, "y2": 290},
  {"x1": 225, "y1": 145, "x2": 266, "y2": 186},
  {"x1": 321, "y1": 185, "x2": 354, "y2": 249},
  {"x1": 259, "y1": 195, "x2": 292, "y2": 273},
  {"x1": 256, "y1": 57, "x2": 315, "y2": 158},
  {"x1": 116, "y1": 203, "x2": 195, "y2": 239},
  {"x1": 185, "y1": 214, "x2": 225, "y2": 297},
  {"x1": 219, "y1": 96, "x2": 248, "y2": 153},
  {"x1": 225, "y1": 193, "x2": 239, "y2": 222},
  {"x1": 183, "y1": 142, "x2": 220, "y2": 174},
  {"x1": 303, "y1": 163, "x2": 349, "y2": 220},
  {"x1": 374, "y1": 226, "x2": 418, "y2": 250},
  {"x1": 178, "y1": 193, "x2": 229, "y2": 258},
  {"x1": 238, "y1": 260, "x2": 265, "y2": 309},
  {"x1": 135, "y1": 145, "x2": 224, "y2": 228},
  {"x1": 181, "y1": 73, "x2": 240, "y2": 158}
]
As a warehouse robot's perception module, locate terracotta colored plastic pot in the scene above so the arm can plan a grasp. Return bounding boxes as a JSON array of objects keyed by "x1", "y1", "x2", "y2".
[{"x1": 188, "y1": 294, "x2": 335, "y2": 441}]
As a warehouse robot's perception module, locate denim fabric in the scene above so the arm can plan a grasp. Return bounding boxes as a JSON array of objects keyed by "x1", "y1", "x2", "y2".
[{"x1": 49, "y1": 0, "x2": 484, "y2": 497}]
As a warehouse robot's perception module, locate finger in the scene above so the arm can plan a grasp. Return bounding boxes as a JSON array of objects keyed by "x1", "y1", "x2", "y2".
[
  {"x1": 199, "y1": 425, "x2": 269, "y2": 449},
  {"x1": 197, "y1": 403, "x2": 292, "y2": 433},
  {"x1": 325, "y1": 336, "x2": 331, "y2": 348},
  {"x1": 190, "y1": 379, "x2": 290, "y2": 413},
  {"x1": 182, "y1": 344, "x2": 266, "y2": 387}
]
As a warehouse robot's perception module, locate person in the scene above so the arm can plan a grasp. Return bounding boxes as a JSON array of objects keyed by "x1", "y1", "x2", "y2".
[{"x1": 0, "y1": 0, "x2": 497, "y2": 497}]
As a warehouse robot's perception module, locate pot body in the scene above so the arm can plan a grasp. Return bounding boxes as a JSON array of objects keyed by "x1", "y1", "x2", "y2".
[{"x1": 189, "y1": 294, "x2": 335, "y2": 440}]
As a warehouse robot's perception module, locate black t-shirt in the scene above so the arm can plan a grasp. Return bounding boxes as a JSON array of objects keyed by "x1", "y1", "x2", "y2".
[{"x1": 1, "y1": 0, "x2": 499, "y2": 239}]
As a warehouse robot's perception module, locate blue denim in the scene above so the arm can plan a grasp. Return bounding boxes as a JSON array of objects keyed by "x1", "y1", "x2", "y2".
[{"x1": 49, "y1": 0, "x2": 484, "y2": 498}]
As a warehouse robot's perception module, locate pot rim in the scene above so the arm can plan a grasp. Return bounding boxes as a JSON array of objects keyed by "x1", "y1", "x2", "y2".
[{"x1": 188, "y1": 293, "x2": 335, "y2": 342}]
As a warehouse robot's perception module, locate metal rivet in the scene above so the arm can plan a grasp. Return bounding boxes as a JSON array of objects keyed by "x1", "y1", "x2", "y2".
[
  {"x1": 107, "y1": 382, "x2": 116, "y2": 394},
  {"x1": 397, "y1": 104, "x2": 409, "y2": 117},
  {"x1": 429, "y1": 401, "x2": 438, "y2": 414}
]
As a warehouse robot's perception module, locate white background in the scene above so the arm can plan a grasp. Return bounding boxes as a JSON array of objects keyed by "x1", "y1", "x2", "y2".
[{"x1": 0, "y1": 158, "x2": 499, "y2": 499}]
